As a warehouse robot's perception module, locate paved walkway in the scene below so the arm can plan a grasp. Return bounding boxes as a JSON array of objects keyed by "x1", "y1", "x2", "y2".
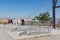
[
  {"x1": 0, "y1": 25, "x2": 60, "y2": 40},
  {"x1": 1, "y1": 30, "x2": 60, "y2": 40},
  {"x1": 0, "y1": 30, "x2": 13, "y2": 40}
]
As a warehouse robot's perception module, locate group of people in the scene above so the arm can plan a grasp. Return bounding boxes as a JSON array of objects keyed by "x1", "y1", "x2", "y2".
[
  {"x1": 10, "y1": 19, "x2": 25, "y2": 25},
  {"x1": 0, "y1": 18, "x2": 26, "y2": 26}
]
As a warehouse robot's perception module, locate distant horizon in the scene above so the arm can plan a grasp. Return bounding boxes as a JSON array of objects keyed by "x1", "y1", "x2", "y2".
[{"x1": 0, "y1": 17, "x2": 60, "y2": 19}]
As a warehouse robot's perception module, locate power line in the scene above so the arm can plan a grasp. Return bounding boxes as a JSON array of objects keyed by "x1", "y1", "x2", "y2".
[
  {"x1": 27, "y1": 6, "x2": 42, "y2": 19},
  {"x1": 27, "y1": 0, "x2": 57, "y2": 19},
  {"x1": 43, "y1": 0, "x2": 57, "y2": 13},
  {"x1": 27, "y1": 0, "x2": 51, "y2": 19}
]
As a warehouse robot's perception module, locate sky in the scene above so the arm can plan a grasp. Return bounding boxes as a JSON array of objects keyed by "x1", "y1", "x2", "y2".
[{"x1": 0, "y1": 0, "x2": 60, "y2": 19}]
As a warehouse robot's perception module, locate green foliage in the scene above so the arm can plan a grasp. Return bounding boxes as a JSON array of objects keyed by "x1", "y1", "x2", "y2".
[{"x1": 33, "y1": 12, "x2": 51, "y2": 21}]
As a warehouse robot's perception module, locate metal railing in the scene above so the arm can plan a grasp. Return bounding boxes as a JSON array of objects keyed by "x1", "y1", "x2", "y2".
[{"x1": 10, "y1": 20, "x2": 52, "y2": 36}]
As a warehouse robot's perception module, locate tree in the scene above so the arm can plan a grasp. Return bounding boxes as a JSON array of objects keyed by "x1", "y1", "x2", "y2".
[{"x1": 33, "y1": 12, "x2": 51, "y2": 21}]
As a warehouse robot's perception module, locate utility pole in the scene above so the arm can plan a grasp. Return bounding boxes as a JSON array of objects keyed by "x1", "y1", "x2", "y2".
[{"x1": 52, "y1": 0, "x2": 60, "y2": 29}]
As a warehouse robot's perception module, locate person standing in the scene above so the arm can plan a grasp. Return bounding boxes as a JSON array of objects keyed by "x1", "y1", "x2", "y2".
[{"x1": 21, "y1": 19, "x2": 25, "y2": 25}]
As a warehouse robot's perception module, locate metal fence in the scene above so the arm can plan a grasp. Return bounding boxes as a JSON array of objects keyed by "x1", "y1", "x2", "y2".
[{"x1": 11, "y1": 20, "x2": 52, "y2": 36}]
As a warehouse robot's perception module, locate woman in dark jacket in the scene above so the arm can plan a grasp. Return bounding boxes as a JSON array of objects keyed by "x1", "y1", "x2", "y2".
[{"x1": 21, "y1": 19, "x2": 25, "y2": 25}]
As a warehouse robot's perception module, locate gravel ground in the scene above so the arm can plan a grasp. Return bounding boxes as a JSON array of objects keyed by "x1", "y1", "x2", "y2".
[{"x1": 22, "y1": 34, "x2": 60, "y2": 40}]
